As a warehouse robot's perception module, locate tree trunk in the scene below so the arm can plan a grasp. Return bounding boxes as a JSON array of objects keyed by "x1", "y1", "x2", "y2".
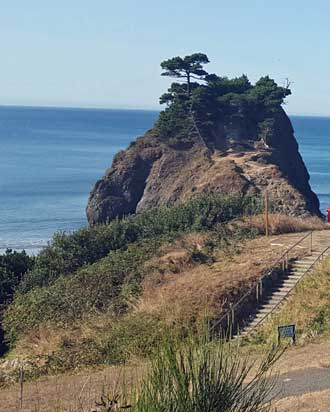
[{"x1": 186, "y1": 72, "x2": 191, "y2": 96}]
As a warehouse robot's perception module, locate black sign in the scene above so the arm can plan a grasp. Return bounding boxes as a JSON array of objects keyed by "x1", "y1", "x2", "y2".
[{"x1": 278, "y1": 324, "x2": 296, "y2": 344}]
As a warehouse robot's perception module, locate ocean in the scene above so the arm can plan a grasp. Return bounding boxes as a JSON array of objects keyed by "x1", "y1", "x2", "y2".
[
  {"x1": 291, "y1": 116, "x2": 330, "y2": 214},
  {"x1": 0, "y1": 106, "x2": 158, "y2": 254},
  {"x1": 0, "y1": 107, "x2": 328, "y2": 254}
]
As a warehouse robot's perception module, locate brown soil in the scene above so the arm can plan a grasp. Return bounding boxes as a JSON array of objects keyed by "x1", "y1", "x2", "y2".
[{"x1": 274, "y1": 389, "x2": 330, "y2": 412}]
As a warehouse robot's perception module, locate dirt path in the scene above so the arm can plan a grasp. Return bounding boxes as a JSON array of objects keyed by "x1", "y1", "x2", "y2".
[
  {"x1": 274, "y1": 367, "x2": 330, "y2": 399},
  {"x1": 274, "y1": 388, "x2": 330, "y2": 411}
]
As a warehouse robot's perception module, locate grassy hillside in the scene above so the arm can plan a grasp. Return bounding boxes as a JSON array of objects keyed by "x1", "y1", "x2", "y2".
[
  {"x1": 0, "y1": 194, "x2": 326, "y2": 380},
  {"x1": 1, "y1": 195, "x2": 263, "y2": 372},
  {"x1": 19, "y1": 194, "x2": 261, "y2": 293}
]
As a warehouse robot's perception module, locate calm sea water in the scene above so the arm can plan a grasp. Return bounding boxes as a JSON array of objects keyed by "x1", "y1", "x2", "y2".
[
  {"x1": 0, "y1": 107, "x2": 328, "y2": 254},
  {"x1": 291, "y1": 116, "x2": 330, "y2": 215},
  {"x1": 0, "y1": 106, "x2": 158, "y2": 254}
]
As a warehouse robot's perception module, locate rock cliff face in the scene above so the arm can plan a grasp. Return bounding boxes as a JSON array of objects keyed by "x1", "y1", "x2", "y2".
[{"x1": 86, "y1": 108, "x2": 320, "y2": 225}]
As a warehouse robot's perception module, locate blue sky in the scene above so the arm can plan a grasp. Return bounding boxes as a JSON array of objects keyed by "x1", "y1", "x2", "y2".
[{"x1": 1, "y1": 0, "x2": 330, "y2": 115}]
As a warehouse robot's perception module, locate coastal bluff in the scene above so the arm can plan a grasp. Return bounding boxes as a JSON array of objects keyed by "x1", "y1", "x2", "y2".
[{"x1": 86, "y1": 107, "x2": 320, "y2": 225}]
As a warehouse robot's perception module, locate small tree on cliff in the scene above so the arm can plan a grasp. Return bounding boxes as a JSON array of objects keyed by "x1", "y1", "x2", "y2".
[{"x1": 160, "y1": 53, "x2": 210, "y2": 96}]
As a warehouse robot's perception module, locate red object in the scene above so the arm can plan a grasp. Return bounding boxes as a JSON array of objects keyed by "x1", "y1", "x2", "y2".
[{"x1": 327, "y1": 208, "x2": 330, "y2": 223}]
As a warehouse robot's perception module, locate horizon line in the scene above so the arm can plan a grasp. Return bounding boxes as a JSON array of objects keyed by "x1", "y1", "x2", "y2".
[{"x1": 0, "y1": 103, "x2": 329, "y2": 118}]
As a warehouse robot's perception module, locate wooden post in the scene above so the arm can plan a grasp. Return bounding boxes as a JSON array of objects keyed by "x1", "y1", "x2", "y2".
[
  {"x1": 228, "y1": 303, "x2": 233, "y2": 338},
  {"x1": 256, "y1": 283, "x2": 259, "y2": 302},
  {"x1": 286, "y1": 253, "x2": 288, "y2": 272},
  {"x1": 265, "y1": 191, "x2": 269, "y2": 238},
  {"x1": 19, "y1": 365, "x2": 24, "y2": 411}
]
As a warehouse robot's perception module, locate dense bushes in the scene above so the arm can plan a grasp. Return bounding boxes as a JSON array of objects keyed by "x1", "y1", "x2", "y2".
[
  {"x1": 20, "y1": 194, "x2": 262, "y2": 293},
  {"x1": 0, "y1": 249, "x2": 34, "y2": 353},
  {"x1": 0, "y1": 249, "x2": 34, "y2": 306},
  {"x1": 4, "y1": 194, "x2": 262, "y2": 347},
  {"x1": 4, "y1": 240, "x2": 162, "y2": 342},
  {"x1": 22, "y1": 314, "x2": 169, "y2": 377}
]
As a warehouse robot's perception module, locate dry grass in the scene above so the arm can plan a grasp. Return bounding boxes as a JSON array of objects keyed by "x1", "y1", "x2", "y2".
[
  {"x1": 137, "y1": 231, "x2": 309, "y2": 328},
  {"x1": 11, "y1": 327, "x2": 81, "y2": 360},
  {"x1": 8, "y1": 230, "x2": 312, "y2": 373},
  {"x1": 0, "y1": 364, "x2": 139, "y2": 412},
  {"x1": 273, "y1": 341, "x2": 330, "y2": 375},
  {"x1": 9, "y1": 216, "x2": 327, "y2": 364},
  {"x1": 2, "y1": 340, "x2": 330, "y2": 411},
  {"x1": 1, "y1": 217, "x2": 328, "y2": 410},
  {"x1": 236, "y1": 213, "x2": 328, "y2": 235},
  {"x1": 142, "y1": 232, "x2": 207, "y2": 288}
]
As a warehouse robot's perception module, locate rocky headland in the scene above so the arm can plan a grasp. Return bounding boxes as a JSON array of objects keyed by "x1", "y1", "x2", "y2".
[{"x1": 87, "y1": 56, "x2": 320, "y2": 225}]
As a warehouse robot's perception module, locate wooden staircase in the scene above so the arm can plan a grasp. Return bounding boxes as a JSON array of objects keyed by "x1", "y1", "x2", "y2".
[
  {"x1": 237, "y1": 250, "x2": 326, "y2": 337},
  {"x1": 211, "y1": 231, "x2": 330, "y2": 339}
]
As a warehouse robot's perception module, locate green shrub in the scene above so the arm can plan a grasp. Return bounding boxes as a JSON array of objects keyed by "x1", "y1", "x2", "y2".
[
  {"x1": 24, "y1": 314, "x2": 168, "y2": 377},
  {"x1": 20, "y1": 194, "x2": 262, "y2": 293},
  {"x1": 0, "y1": 249, "x2": 34, "y2": 305},
  {"x1": 3, "y1": 240, "x2": 163, "y2": 343},
  {"x1": 4, "y1": 194, "x2": 263, "y2": 347},
  {"x1": 0, "y1": 249, "x2": 34, "y2": 352},
  {"x1": 310, "y1": 304, "x2": 330, "y2": 335}
]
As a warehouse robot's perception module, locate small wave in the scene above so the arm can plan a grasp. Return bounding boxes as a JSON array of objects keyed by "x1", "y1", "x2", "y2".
[
  {"x1": 0, "y1": 247, "x2": 43, "y2": 256},
  {"x1": 0, "y1": 238, "x2": 47, "y2": 255}
]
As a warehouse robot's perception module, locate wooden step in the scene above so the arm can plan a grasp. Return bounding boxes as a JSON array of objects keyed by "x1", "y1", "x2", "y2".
[
  {"x1": 290, "y1": 263, "x2": 313, "y2": 269},
  {"x1": 271, "y1": 289, "x2": 292, "y2": 296},
  {"x1": 290, "y1": 267, "x2": 312, "y2": 274},
  {"x1": 291, "y1": 263, "x2": 313, "y2": 268},
  {"x1": 265, "y1": 297, "x2": 287, "y2": 305},
  {"x1": 258, "y1": 307, "x2": 277, "y2": 314},
  {"x1": 291, "y1": 262, "x2": 313, "y2": 265},
  {"x1": 281, "y1": 281, "x2": 299, "y2": 288},
  {"x1": 287, "y1": 274, "x2": 304, "y2": 280}
]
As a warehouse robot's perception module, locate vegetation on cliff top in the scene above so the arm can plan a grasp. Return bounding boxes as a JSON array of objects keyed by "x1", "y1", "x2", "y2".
[{"x1": 157, "y1": 52, "x2": 291, "y2": 146}]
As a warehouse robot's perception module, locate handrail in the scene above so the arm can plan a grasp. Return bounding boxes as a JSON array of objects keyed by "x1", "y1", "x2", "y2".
[
  {"x1": 247, "y1": 241, "x2": 330, "y2": 334},
  {"x1": 210, "y1": 230, "x2": 313, "y2": 333}
]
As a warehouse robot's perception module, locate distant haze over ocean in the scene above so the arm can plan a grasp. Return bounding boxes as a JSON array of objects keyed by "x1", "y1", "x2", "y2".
[{"x1": 0, "y1": 106, "x2": 328, "y2": 254}]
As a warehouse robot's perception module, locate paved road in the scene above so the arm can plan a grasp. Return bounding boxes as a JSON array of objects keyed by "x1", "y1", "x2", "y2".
[{"x1": 274, "y1": 367, "x2": 330, "y2": 399}]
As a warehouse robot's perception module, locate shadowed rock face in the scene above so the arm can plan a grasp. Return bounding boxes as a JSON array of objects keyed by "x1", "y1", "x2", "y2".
[{"x1": 86, "y1": 109, "x2": 320, "y2": 225}]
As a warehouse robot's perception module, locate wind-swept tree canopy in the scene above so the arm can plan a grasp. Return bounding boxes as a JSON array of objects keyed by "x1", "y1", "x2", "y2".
[
  {"x1": 161, "y1": 53, "x2": 210, "y2": 96},
  {"x1": 157, "y1": 53, "x2": 291, "y2": 147}
]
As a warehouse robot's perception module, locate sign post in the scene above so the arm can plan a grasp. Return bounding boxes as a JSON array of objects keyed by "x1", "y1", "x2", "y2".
[
  {"x1": 278, "y1": 324, "x2": 296, "y2": 345},
  {"x1": 265, "y1": 191, "x2": 269, "y2": 237}
]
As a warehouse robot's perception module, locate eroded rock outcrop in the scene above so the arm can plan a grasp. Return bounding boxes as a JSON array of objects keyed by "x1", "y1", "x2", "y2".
[{"x1": 86, "y1": 108, "x2": 320, "y2": 225}]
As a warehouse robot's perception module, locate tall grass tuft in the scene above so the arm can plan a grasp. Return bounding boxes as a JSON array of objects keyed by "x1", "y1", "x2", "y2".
[{"x1": 129, "y1": 335, "x2": 281, "y2": 412}]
